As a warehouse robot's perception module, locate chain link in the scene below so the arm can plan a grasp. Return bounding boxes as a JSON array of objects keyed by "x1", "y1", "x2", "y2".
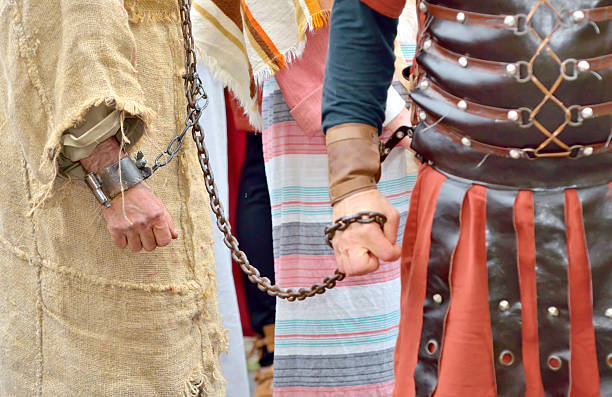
[
  {"x1": 176, "y1": 0, "x2": 347, "y2": 301},
  {"x1": 324, "y1": 212, "x2": 387, "y2": 248}
]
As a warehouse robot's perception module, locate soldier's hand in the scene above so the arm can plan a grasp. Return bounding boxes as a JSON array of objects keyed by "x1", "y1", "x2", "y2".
[
  {"x1": 330, "y1": 189, "x2": 401, "y2": 276},
  {"x1": 102, "y1": 181, "x2": 178, "y2": 252}
]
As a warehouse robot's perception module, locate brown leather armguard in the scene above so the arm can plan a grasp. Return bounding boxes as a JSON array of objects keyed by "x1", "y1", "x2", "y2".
[{"x1": 326, "y1": 123, "x2": 381, "y2": 205}]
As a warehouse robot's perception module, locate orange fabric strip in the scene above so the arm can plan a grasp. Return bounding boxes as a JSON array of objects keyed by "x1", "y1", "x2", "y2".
[
  {"x1": 564, "y1": 189, "x2": 601, "y2": 397},
  {"x1": 241, "y1": 0, "x2": 287, "y2": 69},
  {"x1": 393, "y1": 165, "x2": 446, "y2": 397},
  {"x1": 514, "y1": 191, "x2": 546, "y2": 397},
  {"x1": 435, "y1": 184, "x2": 497, "y2": 396}
]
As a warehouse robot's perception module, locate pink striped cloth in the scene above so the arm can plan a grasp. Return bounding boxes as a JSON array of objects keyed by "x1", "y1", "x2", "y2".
[{"x1": 261, "y1": 20, "x2": 417, "y2": 396}]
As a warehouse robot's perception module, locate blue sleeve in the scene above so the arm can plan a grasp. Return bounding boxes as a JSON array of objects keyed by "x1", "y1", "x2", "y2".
[{"x1": 321, "y1": 0, "x2": 399, "y2": 134}]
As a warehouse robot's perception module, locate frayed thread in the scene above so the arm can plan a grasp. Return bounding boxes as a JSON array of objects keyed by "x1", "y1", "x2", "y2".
[
  {"x1": 124, "y1": 3, "x2": 179, "y2": 24},
  {"x1": 197, "y1": 53, "x2": 264, "y2": 131},
  {"x1": 251, "y1": 9, "x2": 330, "y2": 85},
  {"x1": 182, "y1": 364, "x2": 225, "y2": 397},
  {"x1": 29, "y1": 96, "x2": 155, "y2": 216},
  {"x1": 252, "y1": 40, "x2": 307, "y2": 86}
]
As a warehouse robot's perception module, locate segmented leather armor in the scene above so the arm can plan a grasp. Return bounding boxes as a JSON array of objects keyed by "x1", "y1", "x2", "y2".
[{"x1": 412, "y1": 0, "x2": 612, "y2": 161}]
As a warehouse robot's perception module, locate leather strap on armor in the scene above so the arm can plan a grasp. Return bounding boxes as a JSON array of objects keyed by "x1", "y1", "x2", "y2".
[{"x1": 412, "y1": 0, "x2": 612, "y2": 160}]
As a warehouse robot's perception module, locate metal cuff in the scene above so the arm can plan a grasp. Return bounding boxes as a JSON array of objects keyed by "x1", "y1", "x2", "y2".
[{"x1": 85, "y1": 154, "x2": 151, "y2": 207}]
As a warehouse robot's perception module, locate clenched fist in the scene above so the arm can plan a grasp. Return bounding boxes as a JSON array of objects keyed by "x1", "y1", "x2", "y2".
[
  {"x1": 102, "y1": 182, "x2": 177, "y2": 251},
  {"x1": 330, "y1": 189, "x2": 401, "y2": 276},
  {"x1": 80, "y1": 136, "x2": 178, "y2": 252}
]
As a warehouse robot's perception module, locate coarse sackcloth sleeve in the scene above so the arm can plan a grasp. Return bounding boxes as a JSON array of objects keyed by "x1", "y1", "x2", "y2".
[{"x1": 3, "y1": 0, "x2": 154, "y2": 188}]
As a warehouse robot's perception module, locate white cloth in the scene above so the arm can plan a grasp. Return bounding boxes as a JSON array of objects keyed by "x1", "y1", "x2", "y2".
[
  {"x1": 197, "y1": 64, "x2": 250, "y2": 397},
  {"x1": 383, "y1": 86, "x2": 406, "y2": 127}
]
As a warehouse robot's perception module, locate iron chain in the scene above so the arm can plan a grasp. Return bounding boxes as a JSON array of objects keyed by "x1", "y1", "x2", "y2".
[
  {"x1": 324, "y1": 212, "x2": 387, "y2": 248},
  {"x1": 177, "y1": 0, "x2": 345, "y2": 300}
]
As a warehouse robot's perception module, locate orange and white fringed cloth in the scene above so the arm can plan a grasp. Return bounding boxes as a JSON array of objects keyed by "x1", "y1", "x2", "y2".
[{"x1": 191, "y1": 0, "x2": 330, "y2": 130}]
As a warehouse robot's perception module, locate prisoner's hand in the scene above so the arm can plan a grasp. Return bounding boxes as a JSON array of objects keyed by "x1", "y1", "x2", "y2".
[
  {"x1": 331, "y1": 189, "x2": 401, "y2": 276},
  {"x1": 102, "y1": 181, "x2": 178, "y2": 252}
]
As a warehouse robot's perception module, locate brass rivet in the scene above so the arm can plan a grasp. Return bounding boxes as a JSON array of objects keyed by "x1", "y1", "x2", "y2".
[
  {"x1": 458, "y1": 56, "x2": 468, "y2": 68},
  {"x1": 507, "y1": 110, "x2": 519, "y2": 122},
  {"x1": 456, "y1": 12, "x2": 466, "y2": 23},
  {"x1": 504, "y1": 15, "x2": 516, "y2": 28},
  {"x1": 572, "y1": 10, "x2": 585, "y2": 23},
  {"x1": 433, "y1": 294, "x2": 443, "y2": 304},
  {"x1": 499, "y1": 300, "x2": 510, "y2": 311},
  {"x1": 578, "y1": 60, "x2": 591, "y2": 72},
  {"x1": 506, "y1": 64, "x2": 518, "y2": 76},
  {"x1": 547, "y1": 306, "x2": 560, "y2": 317}
]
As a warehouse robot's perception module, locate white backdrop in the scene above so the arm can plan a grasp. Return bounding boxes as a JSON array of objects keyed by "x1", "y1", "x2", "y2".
[{"x1": 197, "y1": 64, "x2": 250, "y2": 397}]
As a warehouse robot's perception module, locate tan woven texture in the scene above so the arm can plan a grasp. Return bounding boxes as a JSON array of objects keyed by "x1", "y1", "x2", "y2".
[{"x1": 0, "y1": 0, "x2": 226, "y2": 395}]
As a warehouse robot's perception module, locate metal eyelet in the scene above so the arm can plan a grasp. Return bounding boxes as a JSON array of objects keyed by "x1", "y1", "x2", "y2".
[
  {"x1": 517, "y1": 107, "x2": 534, "y2": 128},
  {"x1": 512, "y1": 14, "x2": 529, "y2": 36},
  {"x1": 514, "y1": 61, "x2": 532, "y2": 83},
  {"x1": 522, "y1": 148, "x2": 538, "y2": 160},
  {"x1": 567, "y1": 105, "x2": 584, "y2": 127},
  {"x1": 561, "y1": 58, "x2": 579, "y2": 81},
  {"x1": 425, "y1": 339, "x2": 439, "y2": 355},
  {"x1": 568, "y1": 145, "x2": 584, "y2": 159},
  {"x1": 547, "y1": 355, "x2": 563, "y2": 371},
  {"x1": 499, "y1": 350, "x2": 515, "y2": 367}
]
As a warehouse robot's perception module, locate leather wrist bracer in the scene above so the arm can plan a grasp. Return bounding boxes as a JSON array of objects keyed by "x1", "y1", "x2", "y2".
[{"x1": 326, "y1": 123, "x2": 381, "y2": 205}]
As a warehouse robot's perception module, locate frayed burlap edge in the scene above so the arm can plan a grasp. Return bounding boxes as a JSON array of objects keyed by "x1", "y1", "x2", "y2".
[{"x1": 30, "y1": 96, "x2": 155, "y2": 216}]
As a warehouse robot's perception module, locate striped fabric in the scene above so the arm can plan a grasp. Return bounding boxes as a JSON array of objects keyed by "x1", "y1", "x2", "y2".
[
  {"x1": 261, "y1": 5, "x2": 418, "y2": 394},
  {"x1": 192, "y1": 0, "x2": 329, "y2": 130},
  {"x1": 262, "y1": 78, "x2": 415, "y2": 396}
]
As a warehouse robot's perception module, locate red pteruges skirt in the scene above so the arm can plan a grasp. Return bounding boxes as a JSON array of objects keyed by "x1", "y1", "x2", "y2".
[{"x1": 393, "y1": 165, "x2": 610, "y2": 397}]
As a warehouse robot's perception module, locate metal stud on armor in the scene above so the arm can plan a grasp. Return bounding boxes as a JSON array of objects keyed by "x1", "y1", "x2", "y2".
[{"x1": 410, "y1": 1, "x2": 612, "y2": 396}]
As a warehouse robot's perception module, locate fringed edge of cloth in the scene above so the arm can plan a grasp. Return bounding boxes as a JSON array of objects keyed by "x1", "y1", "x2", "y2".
[
  {"x1": 192, "y1": 0, "x2": 330, "y2": 131},
  {"x1": 251, "y1": 9, "x2": 331, "y2": 85},
  {"x1": 197, "y1": 52, "x2": 265, "y2": 132}
]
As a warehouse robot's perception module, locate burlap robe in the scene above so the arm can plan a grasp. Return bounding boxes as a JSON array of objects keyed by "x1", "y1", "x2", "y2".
[{"x1": 0, "y1": 1, "x2": 226, "y2": 395}]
